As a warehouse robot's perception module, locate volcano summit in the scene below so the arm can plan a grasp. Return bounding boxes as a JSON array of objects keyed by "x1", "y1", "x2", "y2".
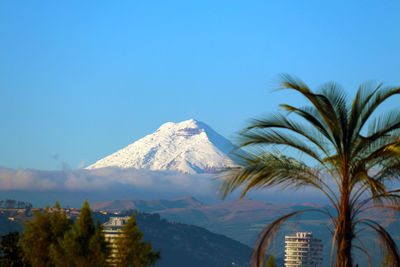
[{"x1": 86, "y1": 119, "x2": 238, "y2": 174}]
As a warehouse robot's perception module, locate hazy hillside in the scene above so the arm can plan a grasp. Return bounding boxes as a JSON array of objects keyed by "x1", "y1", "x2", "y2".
[
  {"x1": 92, "y1": 197, "x2": 399, "y2": 266},
  {"x1": 91, "y1": 197, "x2": 326, "y2": 245},
  {"x1": 94, "y1": 211, "x2": 256, "y2": 267},
  {"x1": 91, "y1": 196, "x2": 205, "y2": 212}
]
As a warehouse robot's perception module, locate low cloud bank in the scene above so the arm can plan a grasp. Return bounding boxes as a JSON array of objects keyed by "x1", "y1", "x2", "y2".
[
  {"x1": 0, "y1": 167, "x2": 217, "y2": 195},
  {"x1": 0, "y1": 167, "x2": 328, "y2": 207}
]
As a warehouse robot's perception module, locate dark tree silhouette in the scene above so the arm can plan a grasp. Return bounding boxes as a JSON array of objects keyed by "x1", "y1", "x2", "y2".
[
  {"x1": 0, "y1": 231, "x2": 28, "y2": 266},
  {"x1": 115, "y1": 213, "x2": 160, "y2": 267},
  {"x1": 266, "y1": 253, "x2": 276, "y2": 267}
]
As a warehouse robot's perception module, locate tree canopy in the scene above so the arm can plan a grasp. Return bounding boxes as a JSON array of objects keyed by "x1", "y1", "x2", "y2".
[
  {"x1": 266, "y1": 253, "x2": 276, "y2": 267},
  {"x1": 115, "y1": 213, "x2": 160, "y2": 267},
  {"x1": 18, "y1": 200, "x2": 160, "y2": 266},
  {"x1": 0, "y1": 231, "x2": 28, "y2": 267},
  {"x1": 20, "y1": 200, "x2": 109, "y2": 267}
]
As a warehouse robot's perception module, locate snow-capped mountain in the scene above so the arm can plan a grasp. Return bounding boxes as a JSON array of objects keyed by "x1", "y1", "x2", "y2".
[{"x1": 86, "y1": 119, "x2": 238, "y2": 174}]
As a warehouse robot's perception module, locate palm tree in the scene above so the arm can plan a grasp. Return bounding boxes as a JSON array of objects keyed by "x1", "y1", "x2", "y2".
[{"x1": 221, "y1": 75, "x2": 400, "y2": 267}]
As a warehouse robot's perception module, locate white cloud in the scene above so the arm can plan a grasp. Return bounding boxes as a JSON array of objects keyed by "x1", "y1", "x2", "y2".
[
  {"x1": 0, "y1": 167, "x2": 329, "y2": 205},
  {"x1": 0, "y1": 167, "x2": 217, "y2": 196}
]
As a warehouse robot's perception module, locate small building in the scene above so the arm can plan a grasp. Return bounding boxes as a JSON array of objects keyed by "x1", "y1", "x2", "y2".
[
  {"x1": 103, "y1": 216, "x2": 130, "y2": 264},
  {"x1": 284, "y1": 232, "x2": 323, "y2": 267}
]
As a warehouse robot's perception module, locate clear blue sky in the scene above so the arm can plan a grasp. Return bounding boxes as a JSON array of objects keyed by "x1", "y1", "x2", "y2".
[{"x1": 1, "y1": 1, "x2": 399, "y2": 170}]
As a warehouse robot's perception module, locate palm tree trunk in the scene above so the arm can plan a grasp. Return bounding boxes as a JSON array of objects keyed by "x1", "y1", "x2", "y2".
[{"x1": 336, "y1": 186, "x2": 353, "y2": 267}]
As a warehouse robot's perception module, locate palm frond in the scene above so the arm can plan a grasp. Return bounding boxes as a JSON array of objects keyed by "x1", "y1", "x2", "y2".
[
  {"x1": 353, "y1": 85, "x2": 400, "y2": 139},
  {"x1": 361, "y1": 219, "x2": 400, "y2": 266},
  {"x1": 348, "y1": 82, "x2": 382, "y2": 147},
  {"x1": 353, "y1": 239, "x2": 372, "y2": 267},
  {"x1": 279, "y1": 104, "x2": 334, "y2": 145},
  {"x1": 351, "y1": 189, "x2": 400, "y2": 220},
  {"x1": 318, "y1": 82, "x2": 349, "y2": 151},
  {"x1": 352, "y1": 173, "x2": 387, "y2": 200},
  {"x1": 374, "y1": 152, "x2": 400, "y2": 181},
  {"x1": 351, "y1": 139, "x2": 400, "y2": 189},
  {"x1": 352, "y1": 92, "x2": 400, "y2": 159},
  {"x1": 240, "y1": 128, "x2": 324, "y2": 164},
  {"x1": 221, "y1": 152, "x2": 339, "y2": 210},
  {"x1": 246, "y1": 114, "x2": 331, "y2": 159},
  {"x1": 279, "y1": 74, "x2": 344, "y2": 153}
]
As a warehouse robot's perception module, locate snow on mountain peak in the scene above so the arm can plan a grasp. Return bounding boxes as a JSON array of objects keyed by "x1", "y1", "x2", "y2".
[{"x1": 86, "y1": 119, "x2": 238, "y2": 174}]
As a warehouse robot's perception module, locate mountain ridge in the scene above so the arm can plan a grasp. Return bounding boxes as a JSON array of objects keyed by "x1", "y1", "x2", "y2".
[
  {"x1": 91, "y1": 196, "x2": 205, "y2": 212},
  {"x1": 92, "y1": 197, "x2": 391, "y2": 266}
]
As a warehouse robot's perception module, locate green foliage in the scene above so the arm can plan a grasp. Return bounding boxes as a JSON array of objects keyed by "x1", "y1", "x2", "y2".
[
  {"x1": 71, "y1": 199, "x2": 96, "y2": 264},
  {"x1": 115, "y1": 213, "x2": 160, "y2": 267},
  {"x1": 20, "y1": 207, "x2": 54, "y2": 266},
  {"x1": 61, "y1": 199, "x2": 109, "y2": 267},
  {"x1": 0, "y1": 231, "x2": 28, "y2": 267},
  {"x1": 21, "y1": 202, "x2": 73, "y2": 266},
  {"x1": 266, "y1": 253, "x2": 276, "y2": 267},
  {"x1": 49, "y1": 201, "x2": 73, "y2": 266},
  {"x1": 49, "y1": 201, "x2": 74, "y2": 267},
  {"x1": 221, "y1": 75, "x2": 400, "y2": 267},
  {"x1": 20, "y1": 200, "x2": 109, "y2": 267},
  {"x1": 19, "y1": 200, "x2": 161, "y2": 267},
  {"x1": 51, "y1": 230, "x2": 75, "y2": 267},
  {"x1": 88, "y1": 222, "x2": 109, "y2": 266}
]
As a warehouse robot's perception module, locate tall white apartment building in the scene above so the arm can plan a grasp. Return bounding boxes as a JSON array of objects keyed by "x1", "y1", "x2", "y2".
[
  {"x1": 103, "y1": 216, "x2": 130, "y2": 263},
  {"x1": 284, "y1": 232, "x2": 323, "y2": 267}
]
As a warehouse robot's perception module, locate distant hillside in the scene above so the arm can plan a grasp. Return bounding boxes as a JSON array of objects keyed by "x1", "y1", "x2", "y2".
[
  {"x1": 91, "y1": 197, "x2": 398, "y2": 266},
  {"x1": 94, "y1": 211, "x2": 255, "y2": 267},
  {"x1": 91, "y1": 196, "x2": 205, "y2": 212},
  {"x1": 91, "y1": 197, "x2": 326, "y2": 263},
  {"x1": 91, "y1": 197, "x2": 325, "y2": 246}
]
